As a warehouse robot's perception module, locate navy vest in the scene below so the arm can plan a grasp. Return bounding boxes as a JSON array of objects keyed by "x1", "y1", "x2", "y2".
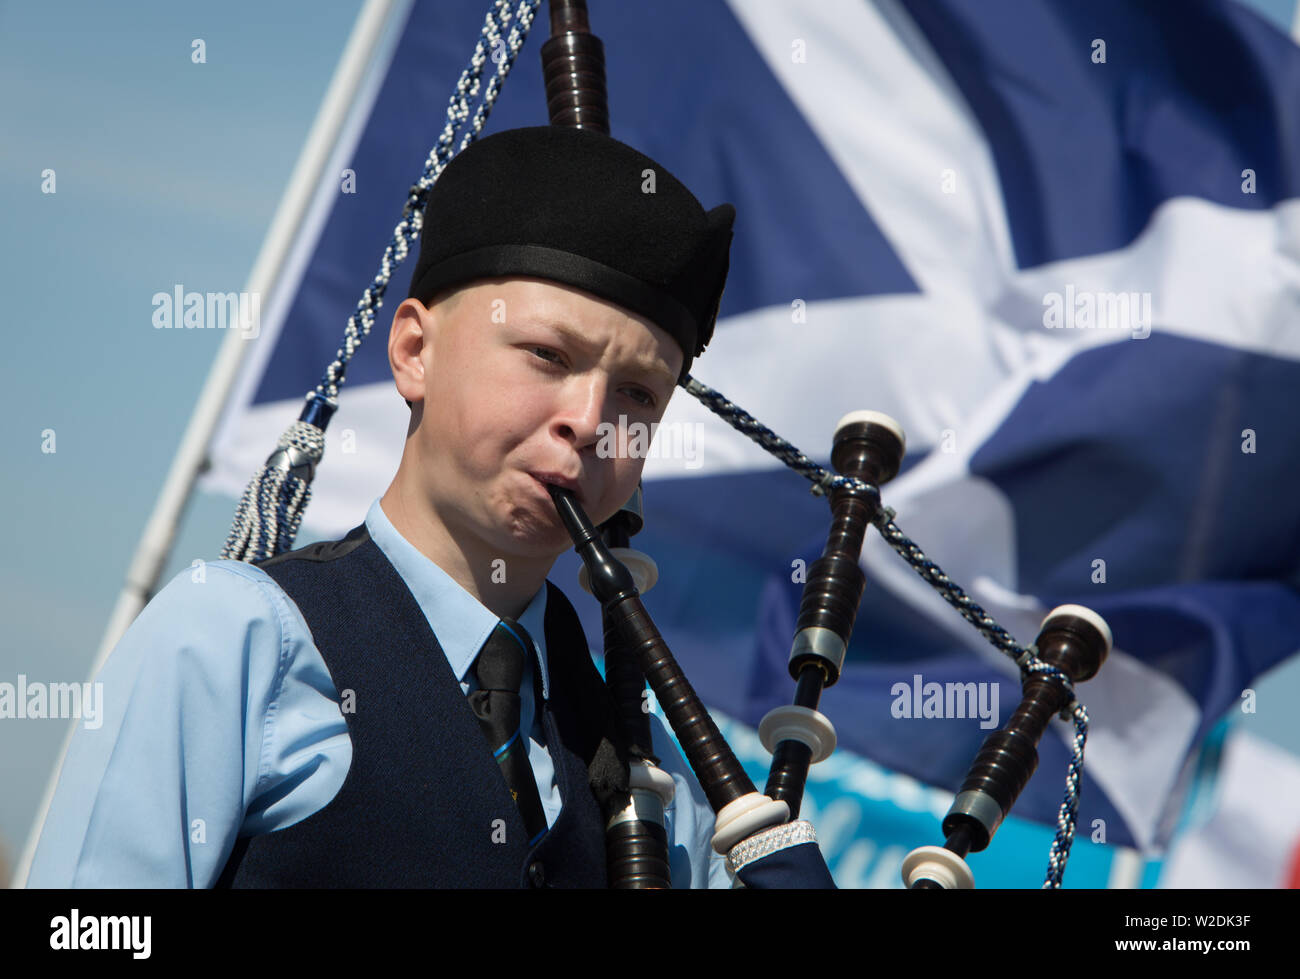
[{"x1": 215, "y1": 522, "x2": 615, "y2": 888}]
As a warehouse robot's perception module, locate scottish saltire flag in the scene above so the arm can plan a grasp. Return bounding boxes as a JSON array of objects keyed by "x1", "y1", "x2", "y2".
[{"x1": 202, "y1": 0, "x2": 1300, "y2": 885}]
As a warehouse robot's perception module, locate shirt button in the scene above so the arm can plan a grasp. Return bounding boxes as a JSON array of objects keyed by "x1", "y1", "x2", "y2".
[{"x1": 528, "y1": 861, "x2": 546, "y2": 888}]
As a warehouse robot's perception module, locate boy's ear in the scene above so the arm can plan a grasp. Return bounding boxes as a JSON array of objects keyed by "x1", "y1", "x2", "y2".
[{"x1": 390, "y1": 297, "x2": 434, "y2": 411}]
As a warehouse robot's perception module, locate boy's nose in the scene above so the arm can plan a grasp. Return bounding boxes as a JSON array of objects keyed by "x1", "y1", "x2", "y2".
[{"x1": 550, "y1": 375, "x2": 609, "y2": 451}]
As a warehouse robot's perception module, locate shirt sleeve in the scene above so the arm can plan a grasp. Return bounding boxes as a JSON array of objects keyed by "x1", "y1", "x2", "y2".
[
  {"x1": 24, "y1": 561, "x2": 295, "y2": 888},
  {"x1": 647, "y1": 712, "x2": 737, "y2": 889}
]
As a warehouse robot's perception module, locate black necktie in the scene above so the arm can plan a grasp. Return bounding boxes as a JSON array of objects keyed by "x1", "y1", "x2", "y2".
[{"x1": 468, "y1": 618, "x2": 549, "y2": 846}]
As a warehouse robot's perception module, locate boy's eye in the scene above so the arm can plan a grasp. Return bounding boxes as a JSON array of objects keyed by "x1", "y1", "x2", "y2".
[
  {"x1": 528, "y1": 345, "x2": 658, "y2": 408},
  {"x1": 530, "y1": 346, "x2": 565, "y2": 365}
]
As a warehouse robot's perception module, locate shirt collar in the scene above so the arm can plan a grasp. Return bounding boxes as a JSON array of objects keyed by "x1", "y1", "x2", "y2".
[{"x1": 364, "y1": 497, "x2": 550, "y2": 696}]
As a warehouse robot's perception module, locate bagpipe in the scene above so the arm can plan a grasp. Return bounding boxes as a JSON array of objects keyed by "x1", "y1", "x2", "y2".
[
  {"x1": 556, "y1": 407, "x2": 1111, "y2": 889},
  {"x1": 536, "y1": 0, "x2": 1113, "y2": 889},
  {"x1": 222, "y1": 0, "x2": 1114, "y2": 889},
  {"x1": 533, "y1": 0, "x2": 1112, "y2": 884}
]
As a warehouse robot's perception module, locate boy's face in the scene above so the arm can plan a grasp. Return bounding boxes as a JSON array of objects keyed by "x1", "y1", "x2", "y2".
[{"x1": 392, "y1": 276, "x2": 684, "y2": 561}]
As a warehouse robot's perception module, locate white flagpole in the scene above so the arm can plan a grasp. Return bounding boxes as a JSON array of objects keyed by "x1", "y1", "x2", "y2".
[{"x1": 12, "y1": 0, "x2": 403, "y2": 888}]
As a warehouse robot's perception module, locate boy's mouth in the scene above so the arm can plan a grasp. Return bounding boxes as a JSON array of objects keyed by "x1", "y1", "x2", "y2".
[{"x1": 529, "y1": 471, "x2": 584, "y2": 505}]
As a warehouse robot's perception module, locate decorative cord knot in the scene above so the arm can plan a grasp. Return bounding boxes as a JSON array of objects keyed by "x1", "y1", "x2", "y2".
[
  {"x1": 810, "y1": 472, "x2": 837, "y2": 497},
  {"x1": 1015, "y1": 649, "x2": 1079, "y2": 721}
]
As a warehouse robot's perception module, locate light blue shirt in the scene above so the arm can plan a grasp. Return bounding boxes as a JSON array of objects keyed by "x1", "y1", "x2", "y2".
[{"x1": 26, "y1": 498, "x2": 732, "y2": 888}]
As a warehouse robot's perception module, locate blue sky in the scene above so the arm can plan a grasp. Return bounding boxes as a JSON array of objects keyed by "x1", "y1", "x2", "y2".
[
  {"x1": 2, "y1": 0, "x2": 1299, "y2": 880},
  {"x1": 0, "y1": 0, "x2": 364, "y2": 873}
]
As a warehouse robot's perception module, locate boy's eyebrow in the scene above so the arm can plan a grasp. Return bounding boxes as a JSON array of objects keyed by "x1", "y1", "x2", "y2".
[{"x1": 523, "y1": 318, "x2": 677, "y2": 388}]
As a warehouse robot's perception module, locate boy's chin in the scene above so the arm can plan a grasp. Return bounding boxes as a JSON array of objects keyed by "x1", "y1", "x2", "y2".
[{"x1": 494, "y1": 521, "x2": 573, "y2": 561}]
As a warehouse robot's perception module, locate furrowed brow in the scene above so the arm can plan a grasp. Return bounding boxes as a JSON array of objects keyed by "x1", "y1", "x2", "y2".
[{"x1": 528, "y1": 319, "x2": 676, "y2": 388}]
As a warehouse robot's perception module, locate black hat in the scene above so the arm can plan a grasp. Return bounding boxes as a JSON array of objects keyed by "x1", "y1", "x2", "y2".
[{"x1": 405, "y1": 125, "x2": 734, "y2": 383}]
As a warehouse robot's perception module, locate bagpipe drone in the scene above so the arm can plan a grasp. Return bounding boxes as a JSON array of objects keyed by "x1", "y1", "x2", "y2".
[{"x1": 222, "y1": 0, "x2": 1113, "y2": 889}]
